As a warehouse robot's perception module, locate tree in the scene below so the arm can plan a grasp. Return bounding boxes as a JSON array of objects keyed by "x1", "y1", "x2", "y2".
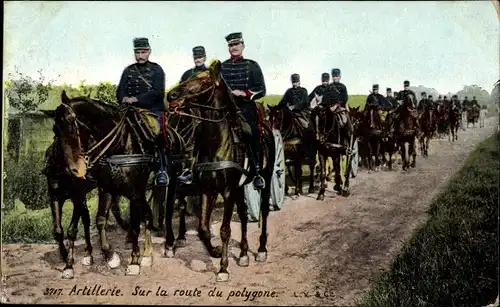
[
  {"x1": 5, "y1": 67, "x2": 55, "y2": 114},
  {"x1": 455, "y1": 84, "x2": 490, "y2": 103},
  {"x1": 95, "y1": 81, "x2": 117, "y2": 104}
]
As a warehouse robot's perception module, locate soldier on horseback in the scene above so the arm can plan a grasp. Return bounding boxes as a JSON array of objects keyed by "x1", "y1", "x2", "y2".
[
  {"x1": 471, "y1": 96, "x2": 480, "y2": 108},
  {"x1": 386, "y1": 88, "x2": 398, "y2": 109},
  {"x1": 276, "y1": 74, "x2": 309, "y2": 111},
  {"x1": 366, "y1": 84, "x2": 390, "y2": 110},
  {"x1": 462, "y1": 96, "x2": 470, "y2": 111},
  {"x1": 436, "y1": 95, "x2": 443, "y2": 106},
  {"x1": 220, "y1": 32, "x2": 267, "y2": 189},
  {"x1": 180, "y1": 46, "x2": 208, "y2": 83},
  {"x1": 116, "y1": 37, "x2": 168, "y2": 186},
  {"x1": 321, "y1": 68, "x2": 348, "y2": 107},
  {"x1": 308, "y1": 72, "x2": 330, "y2": 101},
  {"x1": 417, "y1": 92, "x2": 431, "y2": 113},
  {"x1": 397, "y1": 80, "x2": 417, "y2": 104}
]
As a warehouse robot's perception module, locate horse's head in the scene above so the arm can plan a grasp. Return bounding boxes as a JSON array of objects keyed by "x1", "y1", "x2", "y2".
[
  {"x1": 348, "y1": 106, "x2": 363, "y2": 129},
  {"x1": 166, "y1": 60, "x2": 230, "y2": 121},
  {"x1": 54, "y1": 91, "x2": 117, "y2": 179},
  {"x1": 268, "y1": 105, "x2": 289, "y2": 131}
]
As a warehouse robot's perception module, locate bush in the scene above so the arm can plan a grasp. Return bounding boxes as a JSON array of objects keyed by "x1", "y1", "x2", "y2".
[{"x1": 3, "y1": 153, "x2": 50, "y2": 211}]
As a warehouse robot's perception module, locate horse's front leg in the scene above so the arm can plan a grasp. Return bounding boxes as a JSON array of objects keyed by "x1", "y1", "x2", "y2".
[
  {"x1": 410, "y1": 136, "x2": 417, "y2": 168},
  {"x1": 374, "y1": 139, "x2": 382, "y2": 172},
  {"x1": 163, "y1": 179, "x2": 177, "y2": 258},
  {"x1": 96, "y1": 189, "x2": 121, "y2": 269},
  {"x1": 333, "y1": 152, "x2": 342, "y2": 194},
  {"x1": 400, "y1": 141, "x2": 408, "y2": 172},
  {"x1": 367, "y1": 139, "x2": 374, "y2": 173},
  {"x1": 198, "y1": 191, "x2": 221, "y2": 258},
  {"x1": 308, "y1": 150, "x2": 316, "y2": 194},
  {"x1": 316, "y1": 152, "x2": 326, "y2": 201},
  {"x1": 125, "y1": 196, "x2": 142, "y2": 276},
  {"x1": 293, "y1": 154, "x2": 303, "y2": 198}
]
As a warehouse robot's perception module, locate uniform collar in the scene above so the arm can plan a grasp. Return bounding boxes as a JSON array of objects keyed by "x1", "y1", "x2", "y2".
[{"x1": 230, "y1": 55, "x2": 244, "y2": 62}]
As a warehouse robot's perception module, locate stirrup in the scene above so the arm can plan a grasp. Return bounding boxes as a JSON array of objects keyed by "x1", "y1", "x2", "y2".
[{"x1": 252, "y1": 174, "x2": 266, "y2": 189}]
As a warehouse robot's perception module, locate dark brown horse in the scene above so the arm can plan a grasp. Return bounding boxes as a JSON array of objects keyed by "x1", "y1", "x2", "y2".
[
  {"x1": 165, "y1": 60, "x2": 275, "y2": 282},
  {"x1": 435, "y1": 103, "x2": 450, "y2": 138},
  {"x1": 53, "y1": 92, "x2": 164, "y2": 276},
  {"x1": 312, "y1": 103, "x2": 354, "y2": 199},
  {"x1": 41, "y1": 137, "x2": 128, "y2": 279},
  {"x1": 466, "y1": 104, "x2": 480, "y2": 128},
  {"x1": 268, "y1": 105, "x2": 316, "y2": 198},
  {"x1": 448, "y1": 101, "x2": 461, "y2": 141},
  {"x1": 348, "y1": 106, "x2": 367, "y2": 169},
  {"x1": 394, "y1": 94, "x2": 419, "y2": 171},
  {"x1": 418, "y1": 103, "x2": 436, "y2": 157}
]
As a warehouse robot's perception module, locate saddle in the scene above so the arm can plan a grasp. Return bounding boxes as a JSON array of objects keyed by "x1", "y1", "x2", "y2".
[{"x1": 134, "y1": 108, "x2": 170, "y2": 147}]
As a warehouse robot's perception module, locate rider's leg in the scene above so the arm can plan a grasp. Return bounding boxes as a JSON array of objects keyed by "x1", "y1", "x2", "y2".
[
  {"x1": 240, "y1": 104, "x2": 265, "y2": 189},
  {"x1": 154, "y1": 113, "x2": 169, "y2": 186}
]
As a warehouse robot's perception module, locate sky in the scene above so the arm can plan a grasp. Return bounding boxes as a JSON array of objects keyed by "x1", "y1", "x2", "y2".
[{"x1": 3, "y1": 1, "x2": 499, "y2": 96}]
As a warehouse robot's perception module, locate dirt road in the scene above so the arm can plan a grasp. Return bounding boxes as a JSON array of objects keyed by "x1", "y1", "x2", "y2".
[{"x1": 2, "y1": 117, "x2": 498, "y2": 306}]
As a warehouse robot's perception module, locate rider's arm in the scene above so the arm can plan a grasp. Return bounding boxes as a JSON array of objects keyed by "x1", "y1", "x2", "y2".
[
  {"x1": 116, "y1": 67, "x2": 128, "y2": 103},
  {"x1": 301, "y1": 88, "x2": 310, "y2": 109},
  {"x1": 308, "y1": 86, "x2": 318, "y2": 101},
  {"x1": 244, "y1": 61, "x2": 266, "y2": 101},
  {"x1": 135, "y1": 65, "x2": 166, "y2": 109},
  {"x1": 277, "y1": 89, "x2": 290, "y2": 108},
  {"x1": 342, "y1": 84, "x2": 349, "y2": 105}
]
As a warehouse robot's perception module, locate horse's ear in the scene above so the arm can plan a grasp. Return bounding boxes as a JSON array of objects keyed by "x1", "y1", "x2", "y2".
[
  {"x1": 208, "y1": 59, "x2": 222, "y2": 86},
  {"x1": 61, "y1": 90, "x2": 69, "y2": 104}
]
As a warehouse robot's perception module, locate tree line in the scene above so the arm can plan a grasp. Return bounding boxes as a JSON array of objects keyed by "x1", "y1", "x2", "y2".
[{"x1": 4, "y1": 68, "x2": 499, "y2": 115}]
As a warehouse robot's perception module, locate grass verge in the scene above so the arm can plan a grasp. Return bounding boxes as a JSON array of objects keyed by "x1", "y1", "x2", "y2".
[{"x1": 356, "y1": 133, "x2": 499, "y2": 307}]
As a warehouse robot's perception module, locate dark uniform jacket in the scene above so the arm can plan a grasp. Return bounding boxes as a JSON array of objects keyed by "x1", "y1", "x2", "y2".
[
  {"x1": 398, "y1": 89, "x2": 417, "y2": 106},
  {"x1": 322, "y1": 82, "x2": 348, "y2": 107},
  {"x1": 417, "y1": 98, "x2": 433, "y2": 112},
  {"x1": 180, "y1": 65, "x2": 208, "y2": 83},
  {"x1": 462, "y1": 99, "x2": 471, "y2": 110},
  {"x1": 366, "y1": 93, "x2": 389, "y2": 109},
  {"x1": 116, "y1": 61, "x2": 166, "y2": 112},
  {"x1": 386, "y1": 96, "x2": 398, "y2": 109},
  {"x1": 308, "y1": 84, "x2": 329, "y2": 102},
  {"x1": 220, "y1": 56, "x2": 266, "y2": 104},
  {"x1": 277, "y1": 86, "x2": 309, "y2": 111},
  {"x1": 471, "y1": 99, "x2": 480, "y2": 108}
]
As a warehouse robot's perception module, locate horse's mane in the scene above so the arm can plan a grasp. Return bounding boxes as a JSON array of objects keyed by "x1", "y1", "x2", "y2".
[{"x1": 67, "y1": 96, "x2": 118, "y2": 116}]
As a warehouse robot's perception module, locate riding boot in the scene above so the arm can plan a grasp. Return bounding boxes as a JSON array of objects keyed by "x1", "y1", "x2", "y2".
[
  {"x1": 250, "y1": 137, "x2": 265, "y2": 189},
  {"x1": 155, "y1": 147, "x2": 169, "y2": 186}
]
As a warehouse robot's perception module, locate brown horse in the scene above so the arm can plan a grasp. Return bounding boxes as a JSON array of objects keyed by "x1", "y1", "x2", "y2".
[
  {"x1": 359, "y1": 104, "x2": 392, "y2": 173},
  {"x1": 418, "y1": 103, "x2": 436, "y2": 157},
  {"x1": 394, "y1": 94, "x2": 419, "y2": 171},
  {"x1": 41, "y1": 137, "x2": 128, "y2": 279},
  {"x1": 53, "y1": 92, "x2": 168, "y2": 276},
  {"x1": 165, "y1": 60, "x2": 275, "y2": 282},
  {"x1": 466, "y1": 105, "x2": 480, "y2": 128},
  {"x1": 268, "y1": 105, "x2": 317, "y2": 198},
  {"x1": 435, "y1": 103, "x2": 449, "y2": 138},
  {"x1": 348, "y1": 106, "x2": 367, "y2": 169},
  {"x1": 312, "y1": 103, "x2": 354, "y2": 199}
]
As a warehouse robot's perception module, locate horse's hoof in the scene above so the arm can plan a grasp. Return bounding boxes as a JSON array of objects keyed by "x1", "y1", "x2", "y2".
[
  {"x1": 175, "y1": 239, "x2": 187, "y2": 248},
  {"x1": 81, "y1": 255, "x2": 93, "y2": 266},
  {"x1": 62, "y1": 268, "x2": 74, "y2": 279},
  {"x1": 107, "y1": 252, "x2": 121, "y2": 269},
  {"x1": 341, "y1": 190, "x2": 350, "y2": 197},
  {"x1": 210, "y1": 246, "x2": 223, "y2": 258},
  {"x1": 255, "y1": 252, "x2": 268, "y2": 262},
  {"x1": 125, "y1": 264, "x2": 141, "y2": 276},
  {"x1": 238, "y1": 255, "x2": 250, "y2": 267},
  {"x1": 316, "y1": 195, "x2": 325, "y2": 201},
  {"x1": 163, "y1": 247, "x2": 175, "y2": 258},
  {"x1": 140, "y1": 256, "x2": 153, "y2": 267},
  {"x1": 216, "y1": 272, "x2": 230, "y2": 282}
]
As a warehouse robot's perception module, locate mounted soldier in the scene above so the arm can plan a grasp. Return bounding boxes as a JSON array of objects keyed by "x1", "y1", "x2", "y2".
[
  {"x1": 436, "y1": 95, "x2": 443, "y2": 106},
  {"x1": 220, "y1": 32, "x2": 267, "y2": 189},
  {"x1": 428, "y1": 95, "x2": 435, "y2": 106},
  {"x1": 308, "y1": 72, "x2": 330, "y2": 102},
  {"x1": 417, "y1": 92, "x2": 430, "y2": 113},
  {"x1": 386, "y1": 87, "x2": 398, "y2": 109},
  {"x1": 451, "y1": 94, "x2": 462, "y2": 111},
  {"x1": 180, "y1": 46, "x2": 208, "y2": 83},
  {"x1": 462, "y1": 96, "x2": 470, "y2": 111},
  {"x1": 116, "y1": 37, "x2": 168, "y2": 185},
  {"x1": 397, "y1": 80, "x2": 417, "y2": 105},
  {"x1": 320, "y1": 68, "x2": 348, "y2": 108},
  {"x1": 276, "y1": 74, "x2": 309, "y2": 111},
  {"x1": 442, "y1": 96, "x2": 450, "y2": 108},
  {"x1": 366, "y1": 84, "x2": 389, "y2": 110},
  {"x1": 471, "y1": 96, "x2": 480, "y2": 108}
]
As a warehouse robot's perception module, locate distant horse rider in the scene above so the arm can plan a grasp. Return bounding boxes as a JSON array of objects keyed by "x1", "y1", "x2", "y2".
[
  {"x1": 180, "y1": 46, "x2": 208, "y2": 83},
  {"x1": 220, "y1": 32, "x2": 267, "y2": 189},
  {"x1": 462, "y1": 96, "x2": 471, "y2": 111},
  {"x1": 385, "y1": 87, "x2": 398, "y2": 109},
  {"x1": 308, "y1": 72, "x2": 330, "y2": 103},
  {"x1": 397, "y1": 80, "x2": 417, "y2": 106},
  {"x1": 417, "y1": 92, "x2": 429, "y2": 113},
  {"x1": 471, "y1": 96, "x2": 480, "y2": 108},
  {"x1": 177, "y1": 45, "x2": 209, "y2": 184},
  {"x1": 116, "y1": 37, "x2": 168, "y2": 186},
  {"x1": 321, "y1": 68, "x2": 348, "y2": 108},
  {"x1": 276, "y1": 73, "x2": 310, "y2": 111},
  {"x1": 367, "y1": 84, "x2": 390, "y2": 110}
]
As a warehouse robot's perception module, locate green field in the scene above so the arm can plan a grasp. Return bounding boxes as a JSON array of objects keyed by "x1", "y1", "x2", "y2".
[{"x1": 356, "y1": 133, "x2": 499, "y2": 307}]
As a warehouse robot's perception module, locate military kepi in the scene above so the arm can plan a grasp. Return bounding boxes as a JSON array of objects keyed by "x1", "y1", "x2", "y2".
[
  {"x1": 404, "y1": 80, "x2": 410, "y2": 87},
  {"x1": 331, "y1": 68, "x2": 341, "y2": 77},
  {"x1": 225, "y1": 32, "x2": 244, "y2": 44},
  {"x1": 373, "y1": 84, "x2": 379, "y2": 90},
  {"x1": 386, "y1": 87, "x2": 392, "y2": 92},
  {"x1": 291, "y1": 73, "x2": 300, "y2": 83},
  {"x1": 133, "y1": 37, "x2": 150, "y2": 50},
  {"x1": 192, "y1": 46, "x2": 206, "y2": 58},
  {"x1": 321, "y1": 72, "x2": 329, "y2": 81}
]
